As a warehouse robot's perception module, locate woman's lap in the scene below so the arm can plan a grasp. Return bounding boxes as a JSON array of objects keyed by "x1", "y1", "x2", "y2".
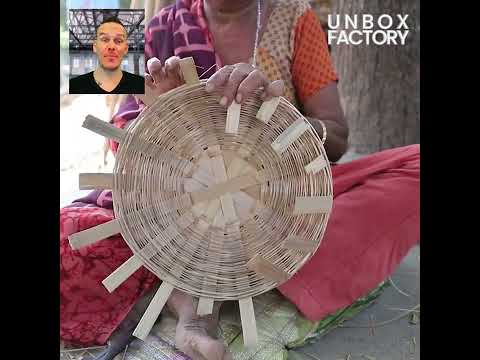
[{"x1": 278, "y1": 144, "x2": 420, "y2": 320}]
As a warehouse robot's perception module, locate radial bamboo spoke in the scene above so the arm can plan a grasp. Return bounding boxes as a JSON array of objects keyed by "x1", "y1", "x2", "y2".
[
  {"x1": 102, "y1": 255, "x2": 144, "y2": 293},
  {"x1": 83, "y1": 115, "x2": 125, "y2": 143},
  {"x1": 68, "y1": 219, "x2": 121, "y2": 250},
  {"x1": 256, "y1": 97, "x2": 280, "y2": 124},
  {"x1": 238, "y1": 297, "x2": 258, "y2": 347},
  {"x1": 293, "y1": 195, "x2": 333, "y2": 215},
  {"x1": 271, "y1": 118, "x2": 310, "y2": 154},
  {"x1": 226, "y1": 102, "x2": 241, "y2": 134},
  {"x1": 133, "y1": 281, "x2": 174, "y2": 340}
]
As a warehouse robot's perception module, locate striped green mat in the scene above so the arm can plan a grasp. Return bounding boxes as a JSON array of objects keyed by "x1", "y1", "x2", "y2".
[{"x1": 119, "y1": 281, "x2": 389, "y2": 360}]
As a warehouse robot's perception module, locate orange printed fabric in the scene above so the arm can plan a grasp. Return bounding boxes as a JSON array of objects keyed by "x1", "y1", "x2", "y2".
[{"x1": 292, "y1": 9, "x2": 338, "y2": 103}]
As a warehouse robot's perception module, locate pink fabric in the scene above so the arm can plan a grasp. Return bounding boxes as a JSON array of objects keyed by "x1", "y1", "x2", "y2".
[
  {"x1": 278, "y1": 144, "x2": 420, "y2": 320},
  {"x1": 60, "y1": 207, "x2": 159, "y2": 346}
]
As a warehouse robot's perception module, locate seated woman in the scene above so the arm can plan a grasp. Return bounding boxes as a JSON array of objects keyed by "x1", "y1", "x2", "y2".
[{"x1": 60, "y1": 0, "x2": 420, "y2": 359}]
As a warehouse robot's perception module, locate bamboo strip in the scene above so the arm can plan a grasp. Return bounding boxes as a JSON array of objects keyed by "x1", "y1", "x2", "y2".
[
  {"x1": 256, "y1": 97, "x2": 280, "y2": 124},
  {"x1": 83, "y1": 115, "x2": 125, "y2": 142},
  {"x1": 102, "y1": 255, "x2": 144, "y2": 293},
  {"x1": 179, "y1": 57, "x2": 200, "y2": 84},
  {"x1": 238, "y1": 297, "x2": 258, "y2": 347},
  {"x1": 210, "y1": 155, "x2": 237, "y2": 224},
  {"x1": 68, "y1": 219, "x2": 121, "y2": 250},
  {"x1": 304, "y1": 156, "x2": 328, "y2": 174},
  {"x1": 246, "y1": 254, "x2": 289, "y2": 282},
  {"x1": 133, "y1": 281, "x2": 174, "y2": 340},
  {"x1": 197, "y1": 297, "x2": 215, "y2": 316},
  {"x1": 293, "y1": 196, "x2": 333, "y2": 214},
  {"x1": 189, "y1": 174, "x2": 261, "y2": 204},
  {"x1": 271, "y1": 118, "x2": 310, "y2": 154},
  {"x1": 282, "y1": 235, "x2": 316, "y2": 252},
  {"x1": 226, "y1": 102, "x2": 241, "y2": 134}
]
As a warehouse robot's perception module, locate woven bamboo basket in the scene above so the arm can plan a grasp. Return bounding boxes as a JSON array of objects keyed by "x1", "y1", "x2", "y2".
[{"x1": 69, "y1": 58, "x2": 334, "y2": 347}]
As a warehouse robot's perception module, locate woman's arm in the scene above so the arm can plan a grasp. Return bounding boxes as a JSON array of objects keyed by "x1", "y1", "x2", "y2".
[
  {"x1": 302, "y1": 82, "x2": 349, "y2": 162},
  {"x1": 288, "y1": 7, "x2": 348, "y2": 162}
]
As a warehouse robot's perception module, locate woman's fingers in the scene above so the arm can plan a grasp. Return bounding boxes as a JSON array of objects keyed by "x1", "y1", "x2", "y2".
[
  {"x1": 262, "y1": 79, "x2": 285, "y2": 101},
  {"x1": 164, "y1": 56, "x2": 182, "y2": 83},
  {"x1": 205, "y1": 65, "x2": 234, "y2": 94},
  {"x1": 146, "y1": 59, "x2": 284, "y2": 103},
  {"x1": 146, "y1": 57, "x2": 166, "y2": 85},
  {"x1": 206, "y1": 63, "x2": 284, "y2": 106},
  {"x1": 221, "y1": 65, "x2": 253, "y2": 106},
  {"x1": 144, "y1": 56, "x2": 184, "y2": 97},
  {"x1": 237, "y1": 69, "x2": 269, "y2": 104},
  {"x1": 145, "y1": 73, "x2": 155, "y2": 90}
]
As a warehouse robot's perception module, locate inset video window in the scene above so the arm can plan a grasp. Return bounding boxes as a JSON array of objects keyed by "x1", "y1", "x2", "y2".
[{"x1": 69, "y1": 8, "x2": 145, "y2": 94}]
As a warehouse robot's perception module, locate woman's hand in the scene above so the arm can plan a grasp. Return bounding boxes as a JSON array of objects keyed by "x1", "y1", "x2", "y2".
[
  {"x1": 205, "y1": 63, "x2": 284, "y2": 107},
  {"x1": 145, "y1": 56, "x2": 184, "y2": 96}
]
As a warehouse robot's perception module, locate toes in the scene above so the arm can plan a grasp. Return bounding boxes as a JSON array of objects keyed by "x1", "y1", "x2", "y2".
[
  {"x1": 174, "y1": 336, "x2": 198, "y2": 359},
  {"x1": 178, "y1": 336, "x2": 226, "y2": 360},
  {"x1": 194, "y1": 338, "x2": 227, "y2": 360},
  {"x1": 180, "y1": 339, "x2": 205, "y2": 360}
]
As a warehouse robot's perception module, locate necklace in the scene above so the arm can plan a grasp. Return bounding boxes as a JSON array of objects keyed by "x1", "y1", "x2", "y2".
[
  {"x1": 204, "y1": 0, "x2": 262, "y2": 69},
  {"x1": 252, "y1": 0, "x2": 262, "y2": 67}
]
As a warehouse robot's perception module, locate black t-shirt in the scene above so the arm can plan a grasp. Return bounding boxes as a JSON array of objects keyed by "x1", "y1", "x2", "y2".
[{"x1": 69, "y1": 71, "x2": 144, "y2": 94}]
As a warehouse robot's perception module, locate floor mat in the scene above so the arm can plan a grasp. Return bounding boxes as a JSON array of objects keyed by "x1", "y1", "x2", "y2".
[{"x1": 61, "y1": 282, "x2": 388, "y2": 360}]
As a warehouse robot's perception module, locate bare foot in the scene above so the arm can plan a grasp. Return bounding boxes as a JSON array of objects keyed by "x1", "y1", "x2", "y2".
[
  {"x1": 175, "y1": 318, "x2": 231, "y2": 360},
  {"x1": 167, "y1": 289, "x2": 232, "y2": 360}
]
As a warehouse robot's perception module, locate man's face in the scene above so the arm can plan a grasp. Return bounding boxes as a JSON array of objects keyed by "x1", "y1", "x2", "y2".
[{"x1": 93, "y1": 22, "x2": 128, "y2": 70}]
